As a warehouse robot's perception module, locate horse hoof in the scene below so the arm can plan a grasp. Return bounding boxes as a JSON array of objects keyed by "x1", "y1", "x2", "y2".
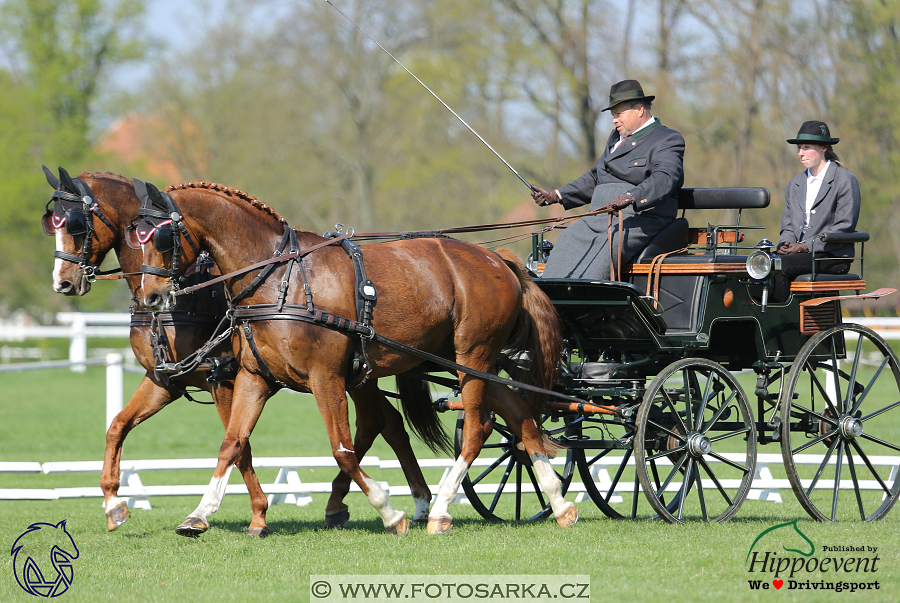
[
  {"x1": 426, "y1": 516, "x2": 453, "y2": 535},
  {"x1": 246, "y1": 526, "x2": 272, "y2": 538},
  {"x1": 175, "y1": 516, "x2": 209, "y2": 538},
  {"x1": 323, "y1": 509, "x2": 350, "y2": 529},
  {"x1": 106, "y1": 501, "x2": 129, "y2": 532},
  {"x1": 555, "y1": 504, "x2": 579, "y2": 529},
  {"x1": 385, "y1": 515, "x2": 408, "y2": 535}
]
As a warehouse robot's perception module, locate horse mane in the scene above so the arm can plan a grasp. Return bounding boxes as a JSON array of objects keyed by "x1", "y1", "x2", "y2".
[
  {"x1": 165, "y1": 181, "x2": 288, "y2": 224},
  {"x1": 77, "y1": 171, "x2": 133, "y2": 186}
]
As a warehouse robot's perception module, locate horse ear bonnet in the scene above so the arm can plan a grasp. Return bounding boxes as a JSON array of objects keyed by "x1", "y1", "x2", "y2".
[
  {"x1": 132, "y1": 178, "x2": 149, "y2": 205},
  {"x1": 43, "y1": 165, "x2": 61, "y2": 189},
  {"x1": 58, "y1": 166, "x2": 77, "y2": 193}
]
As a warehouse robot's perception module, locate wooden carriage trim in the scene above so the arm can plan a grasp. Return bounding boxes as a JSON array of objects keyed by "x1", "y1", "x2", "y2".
[
  {"x1": 626, "y1": 262, "x2": 748, "y2": 275},
  {"x1": 789, "y1": 280, "x2": 867, "y2": 292}
]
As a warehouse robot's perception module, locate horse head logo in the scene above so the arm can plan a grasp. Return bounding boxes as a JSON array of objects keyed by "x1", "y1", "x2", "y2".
[
  {"x1": 11, "y1": 520, "x2": 80, "y2": 597},
  {"x1": 746, "y1": 519, "x2": 815, "y2": 563}
]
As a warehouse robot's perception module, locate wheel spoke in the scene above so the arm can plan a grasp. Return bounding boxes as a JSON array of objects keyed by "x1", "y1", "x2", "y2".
[
  {"x1": 844, "y1": 333, "x2": 864, "y2": 413},
  {"x1": 655, "y1": 452, "x2": 688, "y2": 497},
  {"x1": 701, "y1": 393, "x2": 739, "y2": 434},
  {"x1": 805, "y1": 435, "x2": 841, "y2": 498},
  {"x1": 606, "y1": 449, "x2": 632, "y2": 503},
  {"x1": 849, "y1": 355, "x2": 891, "y2": 416},
  {"x1": 650, "y1": 459, "x2": 666, "y2": 506},
  {"x1": 696, "y1": 462, "x2": 708, "y2": 521},
  {"x1": 706, "y1": 451, "x2": 750, "y2": 474},
  {"x1": 488, "y1": 457, "x2": 515, "y2": 513},
  {"x1": 660, "y1": 388, "x2": 688, "y2": 434},
  {"x1": 470, "y1": 450, "x2": 512, "y2": 486},
  {"x1": 708, "y1": 426, "x2": 751, "y2": 443},
  {"x1": 792, "y1": 428, "x2": 839, "y2": 455},
  {"x1": 829, "y1": 335, "x2": 844, "y2": 413},
  {"x1": 845, "y1": 445, "x2": 866, "y2": 521},
  {"x1": 831, "y1": 442, "x2": 844, "y2": 521},
  {"x1": 861, "y1": 399, "x2": 900, "y2": 423},
  {"x1": 696, "y1": 371, "x2": 716, "y2": 431},
  {"x1": 682, "y1": 369, "x2": 694, "y2": 430},
  {"x1": 646, "y1": 419, "x2": 687, "y2": 442},
  {"x1": 525, "y1": 463, "x2": 548, "y2": 510},
  {"x1": 515, "y1": 463, "x2": 522, "y2": 520},
  {"x1": 698, "y1": 456, "x2": 734, "y2": 505},
  {"x1": 789, "y1": 402, "x2": 838, "y2": 427},
  {"x1": 677, "y1": 459, "x2": 694, "y2": 520},
  {"x1": 848, "y1": 439, "x2": 894, "y2": 496},
  {"x1": 647, "y1": 444, "x2": 686, "y2": 462},
  {"x1": 804, "y1": 363, "x2": 842, "y2": 419},
  {"x1": 858, "y1": 432, "x2": 900, "y2": 454}
]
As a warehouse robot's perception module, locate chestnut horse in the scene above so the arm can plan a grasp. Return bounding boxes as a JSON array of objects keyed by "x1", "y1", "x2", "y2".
[
  {"x1": 41, "y1": 168, "x2": 434, "y2": 535},
  {"x1": 137, "y1": 181, "x2": 578, "y2": 534}
]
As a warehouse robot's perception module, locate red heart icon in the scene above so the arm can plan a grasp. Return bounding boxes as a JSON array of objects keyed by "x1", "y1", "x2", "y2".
[{"x1": 773, "y1": 580, "x2": 783, "y2": 589}]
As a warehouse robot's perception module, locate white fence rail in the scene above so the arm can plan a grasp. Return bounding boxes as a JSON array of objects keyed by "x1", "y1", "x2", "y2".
[{"x1": 1, "y1": 454, "x2": 896, "y2": 510}]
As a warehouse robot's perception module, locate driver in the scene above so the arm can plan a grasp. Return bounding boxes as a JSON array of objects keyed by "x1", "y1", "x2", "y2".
[{"x1": 531, "y1": 79, "x2": 685, "y2": 280}]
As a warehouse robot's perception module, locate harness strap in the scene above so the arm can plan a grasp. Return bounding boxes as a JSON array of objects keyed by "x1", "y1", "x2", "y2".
[
  {"x1": 242, "y1": 321, "x2": 286, "y2": 389},
  {"x1": 607, "y1": 210, "x2": 624, "y2": 281},
  {"x1": 645, "y1": 247, "x2": 689, "y2": 312},
  {"x1": 173, "y1": 232, "x2": 352, "y2": 297}
]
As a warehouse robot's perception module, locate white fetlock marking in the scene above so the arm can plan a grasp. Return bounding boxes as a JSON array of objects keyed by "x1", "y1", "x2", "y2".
[
  {"x1": 430, "y1": 456, "x2": 469, "y2": 519},
  {"x1": 104, "y1": 496, "x2": 125, "y2": 512},
  {"x1": 362, "y1": 476, "x2": 404, "y2": 528},
  {"x1": 530, "y1": 453, "x2": 572, "y2": 517},
  {"x1": 190, "y1": 466, "x2": 234, "y2": 520},
  {"x1": 337, "y1": 442, "x2": 354, "y2": 453},
  {"x1": 413, "y1": 497, "x2": 431, "y2": 522}
]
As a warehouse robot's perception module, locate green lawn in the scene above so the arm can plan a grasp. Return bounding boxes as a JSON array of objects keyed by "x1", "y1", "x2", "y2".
[{"x1": 1, "y1": 367, "x2": 898, "y2": 602}]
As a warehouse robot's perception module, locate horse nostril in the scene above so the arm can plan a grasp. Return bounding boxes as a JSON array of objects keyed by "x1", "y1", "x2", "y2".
[
  {"x1": 57, "y1": 280, "x2": 73, "y2": 293},
  {"x1": 146, "y1": 293, "x2": 163, "y2": 309}
]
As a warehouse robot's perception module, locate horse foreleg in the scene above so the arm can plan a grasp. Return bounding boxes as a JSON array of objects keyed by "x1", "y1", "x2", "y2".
[
  {"x1": 487, "y1": 382, "x2": 578, "y2": 528},
  {"x1": 176, "y1": 371, "x2": 274, "y2": 537},
  {"x1": 210, "y1": 382, "x2": 271, "y2": 537},
  {"x1": 315, "y1": 378, "x2": 407, "y2": 535},
  {"x1": 324, "y1": 387, "x2": 387, "y2": 529},
  {"x1": 101, "y1": 377, "x2": 177, "y2": 531},
  {"x1": 428, "y1": 375, "x2": 492, "y2": 535}
]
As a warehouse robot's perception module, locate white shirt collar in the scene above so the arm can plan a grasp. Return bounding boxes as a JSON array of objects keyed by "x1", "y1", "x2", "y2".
[{"x1": 806, "y1": 161, "x2": 831, "y2": 183}]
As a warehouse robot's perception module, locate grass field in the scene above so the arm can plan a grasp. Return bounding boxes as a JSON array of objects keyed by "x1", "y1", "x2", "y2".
[{"x1": 1, "y1": 366, "x2": 898, "y2": 602}]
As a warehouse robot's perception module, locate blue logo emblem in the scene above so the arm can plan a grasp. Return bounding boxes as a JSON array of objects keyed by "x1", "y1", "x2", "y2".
[{"x1": 11, "y1": 520, "x2": 79, "y2": 597}]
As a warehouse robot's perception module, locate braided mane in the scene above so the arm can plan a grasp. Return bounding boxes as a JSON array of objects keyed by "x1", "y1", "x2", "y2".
[
  {"x1": 78, "y1": 172, "x2": 133, "y2": 185},
  {"x1": 166, "y1": 181, "x2": 288, "y2": 224}
]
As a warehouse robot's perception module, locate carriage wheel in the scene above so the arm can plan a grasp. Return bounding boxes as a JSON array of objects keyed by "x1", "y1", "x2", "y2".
[
  {"x1": 635, "y1": 358, "x2": 757, "y2": 523},
  {"x1": 454, "y1": 411, "x2": 574, "y2": 521},
  {"x1": 779, "y1": 324, "x2": 900, "y2": 521},
  {"x1": 571, "y1": 415, "x2": 637, "y2": 519}
]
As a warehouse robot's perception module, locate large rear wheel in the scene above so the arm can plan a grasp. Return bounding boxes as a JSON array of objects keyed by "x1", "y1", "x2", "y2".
[{"x1": 780, "y1": 324, "x2": 900, "y2": 521}]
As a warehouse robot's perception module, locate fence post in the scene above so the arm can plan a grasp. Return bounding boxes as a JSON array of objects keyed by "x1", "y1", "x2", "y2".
[
  {"x1": 106, "y1": 353, "x2": 123, "y2": 432},
  {"x1": 69, "y1": 314, "x2": 87, "y2": 373}
]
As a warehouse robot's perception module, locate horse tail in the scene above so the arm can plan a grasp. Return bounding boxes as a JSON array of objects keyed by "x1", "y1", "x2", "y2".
[
  {"x1": 494, "y1": 248, "x2": 562, "y2": 411},
  {"x1": 395, "y1": 374, "x2": 453, "y2": 456}
]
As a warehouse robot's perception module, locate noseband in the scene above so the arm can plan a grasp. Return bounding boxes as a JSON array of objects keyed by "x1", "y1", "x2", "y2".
[{"x1": 42, "y1": 179, "x2": 119, "y2": 282}]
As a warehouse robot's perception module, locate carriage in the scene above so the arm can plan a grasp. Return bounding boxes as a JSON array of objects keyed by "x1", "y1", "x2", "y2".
[{"x1": 434, "y1": 186, "x2": 900, "y2": 524}]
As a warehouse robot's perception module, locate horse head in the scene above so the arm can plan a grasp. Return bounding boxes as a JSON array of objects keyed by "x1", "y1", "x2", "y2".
[
  {"x1": 41, "y1": 166, "x2": 137, "y2": 295},
  {"x1": 133, "y1": 178, "x2": 204, "y2": 311}
]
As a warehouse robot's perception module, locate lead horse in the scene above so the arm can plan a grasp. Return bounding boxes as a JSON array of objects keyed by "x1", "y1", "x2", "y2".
[
  {"x1": 137, "y1": 181, "x2": 578, "y2": 534},
  {"x1": 41, "y1": 168, "x2": 436, "y2": 535}
]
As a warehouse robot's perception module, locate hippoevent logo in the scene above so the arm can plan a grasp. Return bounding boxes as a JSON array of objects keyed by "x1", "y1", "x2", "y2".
[
  {"x1": 10, "y1": 520, "x2": 80, "y2": 597},
  {"x1": 745, "y1": 520, "x2": 880, "y2": 593}
]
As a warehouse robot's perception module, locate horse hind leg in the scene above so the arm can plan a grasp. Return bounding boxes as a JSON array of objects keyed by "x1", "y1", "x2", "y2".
[
  {"x1": 102, "y1": 377, "x2": 177, "y2": 531},
  {"x1": 315, "y1": 378, "x2": 408, "y2": 535},
  {"x1": 487, "y1": 382, "x2": 578, "y2": 528}
]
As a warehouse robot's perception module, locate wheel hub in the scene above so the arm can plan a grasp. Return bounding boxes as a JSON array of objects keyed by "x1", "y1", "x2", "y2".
[
  {"x1": 687, "y1": 433, "x2": 712, "y2": 457},
  {"x1": 839, "y1": 416, "x2": 864, "y2": 440}
]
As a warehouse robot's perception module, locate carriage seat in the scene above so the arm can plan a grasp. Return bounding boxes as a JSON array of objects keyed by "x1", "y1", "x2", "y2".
[
  {"x1": 787, "y1": 231, "x2": 869, "y2": 293},
  {"x1": 634, "y1": 187, "x2": 770, "y2": 264}
]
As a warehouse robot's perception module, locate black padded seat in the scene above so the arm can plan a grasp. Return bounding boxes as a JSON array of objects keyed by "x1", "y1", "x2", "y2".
[
  {"x1": 793, "y1": 273, "x2": 861, "y2": 282},
  {"x1": 635, "y1": 218, "x2": 689, "y2": 263},
  {"x1": 676, "y1": 187, "x2": 770, "y2": 210}
]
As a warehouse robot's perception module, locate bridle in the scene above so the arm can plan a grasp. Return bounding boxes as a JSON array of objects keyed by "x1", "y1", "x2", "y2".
[
  {"x1": 130, "y1": 180, "x2": 203, "y2": 292},
  {"x1": 42, "y1": 178, "x2": 121, "y2": 282}
]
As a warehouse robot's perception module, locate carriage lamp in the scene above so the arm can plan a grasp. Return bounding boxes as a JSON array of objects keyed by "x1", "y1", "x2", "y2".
[
  {"x1": 746, "y1": 239, "x2": 782, "y2": 313},
  {"x1": 746, "y1": 239, "x2": 782, "y2": 280}
]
